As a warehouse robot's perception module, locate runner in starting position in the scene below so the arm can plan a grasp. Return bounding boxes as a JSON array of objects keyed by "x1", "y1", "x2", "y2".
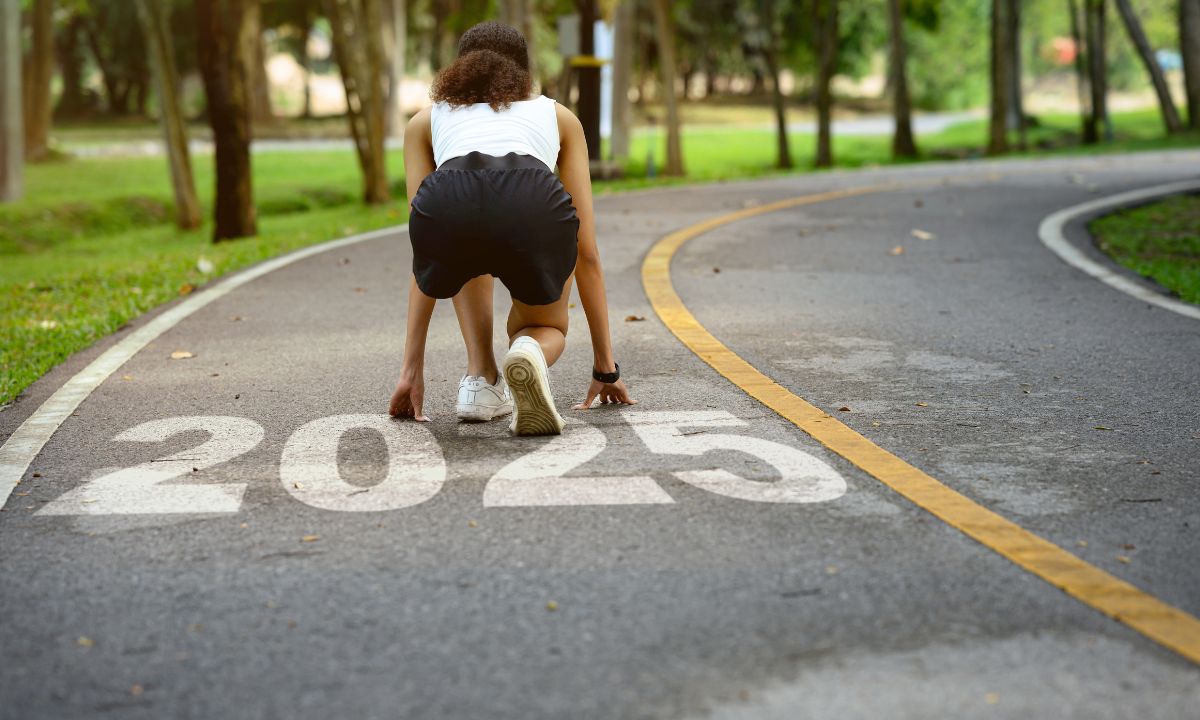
[{"x1": 389, "y1": 21, "x2": 635, "y2": 435}]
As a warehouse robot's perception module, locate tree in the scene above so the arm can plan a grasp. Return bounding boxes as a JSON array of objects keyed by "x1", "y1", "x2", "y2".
[
  {"x1": 386, "y1": 0, "x2": 407, "y2": 136},
  {"x1": 1006, "y1": 0, "x2": 1026, "y2": 150},
  {"x1": 55, "y1": 10, "x2": 89, "y2": 119},
  {"x1": 1068, "y1": 0, "x2": 1094, "y2": 141},
  {"x1": 814, "y1": 0, "x2": 838, "y2": 168},
  {"x1": 1, "y1": 0, "x2": 22, "y2": 201},
  {"x1": 23, "y1": 0, "x2": 54, "y2": 161},
  {"x1": 651, "y1": 0, "x2": 684, "y2": 176},
  {"x1": 1084, "y1": 0, "x2": 1110, "y2": 143},
  {"x1": 1183, "y1": 0, "x2": 1200, "y2": 129},
  {"x1": 136, "y1": 0, "x2": 201, "y2": 230},
  {"x1": 753, "y1": 0, "x2": 792, "y2": 169},
  {"x1": 609, "y1": 0, "x2": 634, "y2": 160},
  {"x1": 327, "y1": 0, "x2": 390, "y2": 204},
  {"x1": 1113, "y1": 0, "x2": 1181, "y2": 133},
  {"x1": 81, "y1": 1, "x2": 151, "y2": 116},
  {"x1": 887, "y1": 0, "x2": 917, "y2": 158},
  {"x1": 247, "y1": 1, "x2": 274, "y2": 124},
  {"x1": 987, "y1": 0, "x2": 1012, "y2": 155},
  {"x1": 195, "y1": 0, "x2": 258, "y2": 241}
]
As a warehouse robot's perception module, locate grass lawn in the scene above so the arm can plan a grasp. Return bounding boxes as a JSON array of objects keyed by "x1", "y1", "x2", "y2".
[
  {"x1": 3, "y1": 108, "x2": 1198, "y2": 406},
  {"x1": 1089, "y1": 194, "x2": 1200, "y2": 305}
]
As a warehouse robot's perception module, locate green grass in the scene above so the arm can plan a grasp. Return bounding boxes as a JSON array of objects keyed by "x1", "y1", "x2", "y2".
[
  {"x1": 2, "y1": 107, "x2": 1198, "y2": 406},
  {"x1": 1089, "y1": 194, "x2": 1200, "y2": 305}
]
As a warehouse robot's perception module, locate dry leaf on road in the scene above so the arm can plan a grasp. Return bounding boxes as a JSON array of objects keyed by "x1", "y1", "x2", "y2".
[
  {"x1": 624, "y1": 315, "x2": 646, "y2": 322},
  {"x1": 170, "y1": 350, "x2": 195, "y2": 360},
  {"x1": 910, "y1": 229, "x2": 936, "y2": 240},
  {"x1": 890, "y1": 245, "x2": 905, "y2": 255},
  {"x1": 300, "y1": 534, "x2": 321, "y2": 543}
]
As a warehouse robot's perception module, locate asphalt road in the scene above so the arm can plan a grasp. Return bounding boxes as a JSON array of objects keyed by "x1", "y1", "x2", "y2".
[{"x1": 1, "y1": 150, "x2": 1198, "y2": 719}]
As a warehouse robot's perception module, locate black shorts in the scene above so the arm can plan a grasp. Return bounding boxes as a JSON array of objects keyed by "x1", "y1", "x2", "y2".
[{"x1": 408, "y1": 151, "x2": 580, "y2": 306}]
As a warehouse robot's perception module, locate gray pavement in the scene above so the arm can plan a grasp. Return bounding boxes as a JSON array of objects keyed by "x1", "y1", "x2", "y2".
[{"x1": 1, "y1": 150, "x2": 1198, "y2": 719}]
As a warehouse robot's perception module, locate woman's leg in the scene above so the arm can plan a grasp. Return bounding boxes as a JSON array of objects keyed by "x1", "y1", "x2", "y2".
[
  {"x1": 452, "y1": 274, "x2": 499, "y2": 384},
  {"x1": 506, "y1": 275, "x2": 574, "y2": 367}
]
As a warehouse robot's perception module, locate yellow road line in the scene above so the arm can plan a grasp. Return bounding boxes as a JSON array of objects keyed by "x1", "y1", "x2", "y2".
[{"x1": 641, "y1": 185, "x2": 1200, "y2": 665}]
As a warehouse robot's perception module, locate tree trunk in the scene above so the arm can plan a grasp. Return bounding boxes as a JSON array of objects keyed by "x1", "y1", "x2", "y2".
[
  {"x1": 246, "y1": 1, "x2": 273, "y2": 124},
  {"x1": 887, "y1": 0, "x2": 917, "y2": 158},
  {"x1": 328, "y1": 0, "x2": 390, "y2": 204},
  {"x1": 55, "y1": 14, "x2": 88, "y2": 119},
  {"x1": 386, "y1": 0, "x2": 407, "y2": 137},
  {"x1": 298, "y1": 19, "x2": 313, "y2": 117},
  {"x1": 23, "y1": 0, "x2": 54, "y2": 161},
  {"x1": 1069, "y1": 0, "x2": 1094, "y2": 141},
  {"x1": 136, "y1": 0, "x2": 201, "y2": 230},
  {"x1": 1182, "y1": 0, "x2": 1200, "y2": 129},
  {"x1": 1114, "y1": 0, "x2": 1181, "y2": 133},
  {"x1": 1, "y1": 0, "x2": 22, "y2": 201},
  {"x1": 814, "y1": 0, "x2": 837, "y2": 168},
  {"x1": 1085, "y1": 0, "x2": 1110, "y2": 142},
  {"x1": 609, "y1": 0, "x2": 633, "y2": 160},
  {"x1": 651, "y1": 0, "x2": 684, "y2": 176},
  {"x1": 987, "y1": 0, "x2": 1011, "y2": 155},
  {"x1": 195, "y1": 0, "x2": 258, "y2": 241},
  {"x1": 759, "y1": 0, "x2": 791, "y2": 170},
  {"x1": 1007, "y1": 0, "x2": 1027, "y2": 150}
]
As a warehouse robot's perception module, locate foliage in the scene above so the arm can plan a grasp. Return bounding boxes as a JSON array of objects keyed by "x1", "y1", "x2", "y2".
[{"x1": 1090, "y1": 193, "x2": 1200, "y2": 304}]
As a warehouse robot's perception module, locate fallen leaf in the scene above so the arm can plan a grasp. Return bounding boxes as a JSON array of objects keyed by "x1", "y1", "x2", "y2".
[
  {"x1": 1122, "y1": 543, "x2": 1136, "y2": 550},
  {"x1": 1116, "y1": 555, "x2": 1131, "y2": 564},
  {"x1": 984, "y1": 692, "x2": 999, "y2": 705},
  {"x1": 32, "y1": 472, "x2": 41, "y2": 478},
  {"x1": 624, "y1": 315, "x2": 646, "y2": 322},
  {"x1": 301, "y1": 534, "x2": 321, "y2": 543},
  {"x1": 130, "y1": 684, "x2": 144, "y2": 697},
  {"x1": 1076, "y1": 540, "x2": 1088, "y2": 548},
  {"x1": 712, "y1": 267, "x2": 722, "y2": 273},
  {"x1": 468, "y1": 520, "x2": 478, "y2": 528},
  {"x1": 825, "y1": 565, "x2": 839, "y2": 575},
  {"x1": 545, "y1": 600, "x2": 559, "y2": 611},
  {"x1": 910, "y1": 229, "x2": 936, "y2": 241},
  {"x1": 37, "y1": 319, "x2": 58, "y2": 330},
  {"x1": 870, "y1": 421, "x2": 881, "y2": 427},
  {"x1": 170, "y1": 350, "x2": 195, "y2": 360},
  {"x1": 121, "y1": 375, "x2": 134, "y2": 381},
  {"x1": 197, "y1": 257, "x2": 215, "y2": 274},
  {"x1": 890, "y1": 245, "x2": 905, "y2": 255},
  {"x1": 353, "y1": 287, "x2": 366, "y2": 293},
  {"x1": 915, "y1": 402, "x2": 928, "y2": 407},
  {"x1": 179, "y1": 283, "x2": 195, "y2": 296},
  {"x1": 230, "y1": 315, "x2": 244, "y2": 322},
  {"x1": 838, "y1": 406, "x2": 851, "y2": 412},
  {"x1": 77, "y1": 636, "x2": 94, "y2": 648},
  {"x1": 1095, "y1": 425, "x2": 1112, "y2": 431}
]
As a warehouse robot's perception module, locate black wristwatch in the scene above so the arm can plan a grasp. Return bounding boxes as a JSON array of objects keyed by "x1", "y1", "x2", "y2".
[{"x1": 592, "y1": 362, "x2": 620, "y2": 384}]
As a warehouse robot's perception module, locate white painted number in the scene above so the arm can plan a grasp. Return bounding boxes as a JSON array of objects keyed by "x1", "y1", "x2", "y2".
[
  {"x1": 280, "y1": 414, "x2": 446, "y2": 511},
  {"x1": 38, "y1": 416, "x2": 263, "y2": 515},
  {"x1": 623, "y1": 410, "x2": 847, "y2": 503},
  {"x1": 483, "y1": 418, "x2": 674, "y2": 507}
]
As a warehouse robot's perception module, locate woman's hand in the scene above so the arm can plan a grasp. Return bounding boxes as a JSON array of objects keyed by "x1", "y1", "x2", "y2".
[
  {"x1": 389, "y1": 366, "x2": 429, "y2": 421},
  {"x1": 573, "y1": 378, "x2": 637, "y2": 410}
]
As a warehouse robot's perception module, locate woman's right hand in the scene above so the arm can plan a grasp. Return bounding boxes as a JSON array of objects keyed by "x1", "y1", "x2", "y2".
[
  {"x1": 573, "y1": 377, "x2": 637, "y2": 410},
  {"x1": 389, "y1": 366, "x2": 428, "y2": 421}
]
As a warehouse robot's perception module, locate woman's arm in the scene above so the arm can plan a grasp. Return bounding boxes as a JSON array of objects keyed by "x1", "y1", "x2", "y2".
[
  {"x1": 555, "y1": 104, "x2": 636, "y2": 409},
  {"x1": 390, "y1": 109, "x2": 438, "y2": 420}
]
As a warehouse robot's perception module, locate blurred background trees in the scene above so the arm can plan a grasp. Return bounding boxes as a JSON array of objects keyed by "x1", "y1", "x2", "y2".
[{"x1": 1, "y1": 0, "x2": 1196, "y2": 231}]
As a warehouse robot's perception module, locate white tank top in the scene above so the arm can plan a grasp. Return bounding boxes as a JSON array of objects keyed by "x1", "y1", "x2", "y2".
[{"x1": 430, "y1": 94, "x2": 561, "y2": 171}]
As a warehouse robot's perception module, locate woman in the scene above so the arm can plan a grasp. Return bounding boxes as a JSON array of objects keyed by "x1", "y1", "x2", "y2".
[{"x1": 388, "y1": 21, "x2": 635, "y2": 436}]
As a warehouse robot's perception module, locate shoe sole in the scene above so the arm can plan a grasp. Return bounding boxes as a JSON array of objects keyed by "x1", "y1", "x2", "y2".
[
  {"x1": 456, "y1": 402, "x2": 513, "y2": 423},
  {"x1": 502, "y1": 346, "x2": 564, "y2": 436}
]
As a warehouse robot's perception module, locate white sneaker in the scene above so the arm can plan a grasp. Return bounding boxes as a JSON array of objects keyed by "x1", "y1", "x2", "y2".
[
  {"x1": 455, "y1": 374, "x2": 514, "y2": 422},
  {"x1": 502, "y1": 336, "x2": 565, "y2": 436}
]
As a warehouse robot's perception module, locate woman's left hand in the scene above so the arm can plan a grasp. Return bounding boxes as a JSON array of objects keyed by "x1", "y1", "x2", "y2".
[{"x1": 573, "y1": 378, "x2": 637, "y2": 410}]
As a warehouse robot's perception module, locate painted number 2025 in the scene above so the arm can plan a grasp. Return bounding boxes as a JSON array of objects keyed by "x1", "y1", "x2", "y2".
[{"x1": 37, "y1": 411, "x2": 846, "y2": 515}]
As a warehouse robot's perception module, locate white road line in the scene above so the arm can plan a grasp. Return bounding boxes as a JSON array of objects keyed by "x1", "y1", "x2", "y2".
[
  {"x1": 1038, "y1": 180, "x2": 1200, "y2": 321},
  {"x1": 0, "y1": 224, "x2": 408, "y2": 511}
]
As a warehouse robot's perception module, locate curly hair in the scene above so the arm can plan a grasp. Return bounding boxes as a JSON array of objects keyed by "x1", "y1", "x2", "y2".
[{"x1": 430, "y1": 21, "x2": 533, "y2": 112}]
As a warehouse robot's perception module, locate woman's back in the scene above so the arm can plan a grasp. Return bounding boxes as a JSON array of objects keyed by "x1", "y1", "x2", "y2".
[{"x1": 430, "y1": 95, "x2": 560, "y2": 171}]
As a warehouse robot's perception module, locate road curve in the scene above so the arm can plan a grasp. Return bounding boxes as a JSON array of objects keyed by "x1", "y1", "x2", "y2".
[{"x1": 1, "y1": 150, "x2": 1197, "y2": 719}]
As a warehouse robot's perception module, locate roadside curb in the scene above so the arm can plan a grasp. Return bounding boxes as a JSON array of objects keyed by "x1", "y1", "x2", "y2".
[{"x1": 1037, "y1": 179, "x2": 1200, "y2": 321}]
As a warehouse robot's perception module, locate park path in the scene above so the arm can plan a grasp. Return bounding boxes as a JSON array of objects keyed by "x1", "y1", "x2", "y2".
[{"x1": 0, "y1": 150, "x2": 1197, "y2": 719}]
